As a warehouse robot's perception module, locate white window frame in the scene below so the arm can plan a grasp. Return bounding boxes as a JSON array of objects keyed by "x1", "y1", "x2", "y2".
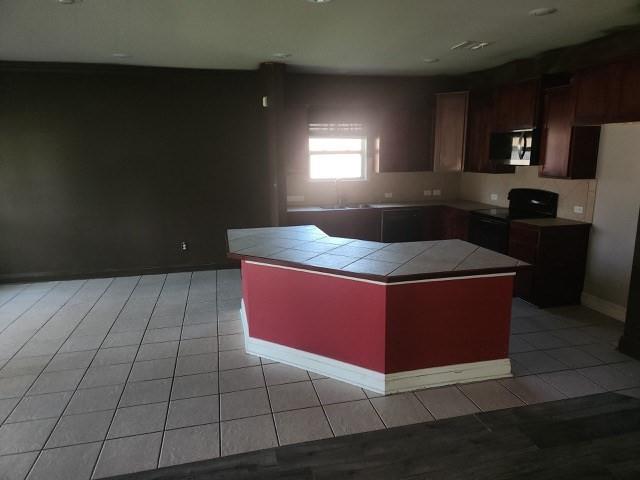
[{"x1": 308, "y1": 136, "x2": 368, "y2": 182}]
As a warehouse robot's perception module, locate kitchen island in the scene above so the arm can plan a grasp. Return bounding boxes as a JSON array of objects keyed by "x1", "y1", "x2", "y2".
[{"x1": 227, "y1": 225, "x2": 529, "y2": 394}]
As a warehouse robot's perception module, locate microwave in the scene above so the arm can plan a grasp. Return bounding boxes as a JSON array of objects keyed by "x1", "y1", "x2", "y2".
[{"x1": 489, "y1": 129, "x2": 539, "y2": 166}]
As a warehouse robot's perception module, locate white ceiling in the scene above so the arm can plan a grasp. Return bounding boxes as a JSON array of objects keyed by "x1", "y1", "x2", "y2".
[{"x1": 1, "y1": 0, "x2": 639, "y2": 75}]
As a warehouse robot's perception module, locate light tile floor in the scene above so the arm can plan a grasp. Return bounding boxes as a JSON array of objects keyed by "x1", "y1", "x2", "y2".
[{"x1": 0, "y1": 270, "x2": 639, "y2": 479}]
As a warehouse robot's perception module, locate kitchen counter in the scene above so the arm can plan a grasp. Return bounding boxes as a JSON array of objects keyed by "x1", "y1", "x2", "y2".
[
  {"x1": 228, "y1": 224, "x2": 520, "y2": 394},
  {"x1": 513, "y1": 217, "x2": 591, "y2": 227},
  {"x1": 227, "y1": 225, "x2": 528, "y2": 283},
  {"x1": 287, "y1": 199, "x2": 495, "y2": 213}
]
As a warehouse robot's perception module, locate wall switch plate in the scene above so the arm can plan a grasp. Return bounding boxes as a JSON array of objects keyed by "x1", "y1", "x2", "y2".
[
  {"x1": 423, "y1": 190, "x2": 432, "y2": 196},
  {"x1": 490, "y1": 193, "x2": 498, "y2": 201},
  {"x1": 573, "y1": 205, "x2": 584, "y2": 214},
  {"x1": 262, "y1": 96, "x2": 269, "y2": 108},
  {"x1": 384, "y1": 192, "x2": 393, "y2": 199},
  {"x1": 433, "y1": 189, "x2": 441, "y2": 197}
]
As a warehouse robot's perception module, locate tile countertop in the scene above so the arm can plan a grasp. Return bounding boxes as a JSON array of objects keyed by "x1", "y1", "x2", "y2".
[
  {"x1": 227, "y1": 225, "x2": 529, "y2": 283},
  {"x1": 286, "y1": 199, "x2": 495, "y2": 213},
  {"x1": 512, "y1": 217, "x2": 592, "y2": 227}
]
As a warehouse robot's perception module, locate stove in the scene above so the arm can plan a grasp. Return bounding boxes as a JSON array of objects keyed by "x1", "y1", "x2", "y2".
[{"x1": 469, "y1": 189, "x2": 558, "y2": 254}]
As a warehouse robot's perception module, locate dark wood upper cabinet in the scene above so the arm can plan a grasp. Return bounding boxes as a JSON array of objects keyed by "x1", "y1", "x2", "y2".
[
  {"x1": 613, "y1": 58, "x2": 640, "y2": 123},
  {"x1": 377, "y1": 107, "x2": 434, "y2": 173},
  {"x1": 572, "y1": 63, "x2": 619, "y2": 125},
  {"x1": 573, "y1": 57, "x2": 640, "y2": 125},
  {"x1": 464, "y1": 90, "x2": 515, "y2": 174},
  {"x1": 539, "y1": 85, "x2": 600, "y2": 179},
  {"x1": 433, "y1": 91, "x2": 468, "y2": 172},
  {"x1": 493, "y1": 79, "x2": 540, "y2": 132}
]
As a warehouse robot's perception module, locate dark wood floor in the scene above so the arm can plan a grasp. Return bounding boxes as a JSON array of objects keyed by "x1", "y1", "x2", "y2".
[{"x1": 108, "y1": 392, "x2": 640, "y2": 480}]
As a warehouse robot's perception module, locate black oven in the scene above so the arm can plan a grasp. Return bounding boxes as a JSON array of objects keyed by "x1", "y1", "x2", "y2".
[{"x1": 469, "y1": 189, "x2": 559, "y2": 254}]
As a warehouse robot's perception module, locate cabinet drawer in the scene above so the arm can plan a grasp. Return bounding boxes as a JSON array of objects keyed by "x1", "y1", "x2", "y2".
[
  {"x1": 509, "y1": 224, "x2": 539, "y2": 247},
  {"x1": 508, "y1": 240, "x2": 537, "y2": 264}
]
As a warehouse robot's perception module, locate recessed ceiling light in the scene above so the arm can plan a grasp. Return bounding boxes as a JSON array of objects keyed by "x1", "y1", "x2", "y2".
[
  {"x1": 272, "y1": 53, "x2": 292, "y2": 59},
  {"x1": 422, "y1": 58, "x2": 439, "y2": 64},
  {"x1": 111, "y1": 53, "x2": 131, "y2": 59},
  {"x1": 450, "y1": 40, "x2": 493, "y2": 51},
  {"x1": 528, "y1": 7, "x2": 558, "y2": 16},
  {"x1": 470, "y1": 42, "x2": 493, "y2": 50},
  {"x1": 57, "y1": 0, "x2": 81, "y2": 4},
  {"x1": 306, "y1": 0, "x2": 332, "y2": 3}
]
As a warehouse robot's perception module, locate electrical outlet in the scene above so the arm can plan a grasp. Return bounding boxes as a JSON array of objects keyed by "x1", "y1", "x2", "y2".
[
  {"x1": 423, "y1": 190, "x2": 432, "y2": 196},
  {"x1": 490, "y1": 193, "x2": 498, "y2": 201},
  {"x1": 180, "y1": 241, "x2": 188, "y2": 252},
  {"x1": 384, "y1": 192, "x2": 393, "y2": 199},
  {"x1": 573, "y1": 205, "x2": 584, "y2": 214},
  {"x1": 433, "y1": 189, "x2": 441, "y2": 197}
]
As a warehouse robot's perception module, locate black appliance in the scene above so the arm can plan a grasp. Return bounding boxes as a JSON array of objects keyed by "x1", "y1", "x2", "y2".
[
  {"x1": 381, "y1": 208, "x2": 422, "y2": 243},
  {"x1": 619, "y1": 207, "x2": 640, "y2": 360},
  {"x1": 469, "y1": 188, "x2": 558, "y2": 254},
  {"x1": 489, "y1": 129, "x2": 539, "y2": 166}
]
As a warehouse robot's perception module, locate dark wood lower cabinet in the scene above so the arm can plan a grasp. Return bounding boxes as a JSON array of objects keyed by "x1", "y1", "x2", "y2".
[
  {"x1": 509, "y1": 220, "x2": 591, "y2": 307},
  {"x1": 287, "y1": 209, "x2": 382, "y2": 241},
  {"x1": 440, "y1": 206, "x2": 469, "y2": 240},
  {"x1": 287, "y1": 205, "x2": 471, "y2": 243}
]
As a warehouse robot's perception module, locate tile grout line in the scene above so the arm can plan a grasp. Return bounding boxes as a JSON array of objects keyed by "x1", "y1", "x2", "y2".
[
  {"x1": 18, "y1": 278, "x2": 118, "y2": 479},
  {"x1": 0, "y1": 281, "x2": 67, "y2": 360},
  {"x1": 216, "y1": 271, "x2": 223, "y2": 458},
  {"x1": 309, "y1": 376, "x2": 337, "y2": 438},
  {"x1": 156, "y1": 271, "x2": 192, "y2": 469},
  {"x1": 0, "y1": 281, "x2": 60, "y2": 337},
  {"x1": 1, "y1": 280, "x2": 93, "y2": 427},
  {"x1": 88, "y1": 274, "x2": 165, "y2": 480},
  {"x1": 0, "y1": 282, "x2": 30, "y2": 310},
  {"x1": 258, "y1": 355, "x2": 279, "y2": 447}
]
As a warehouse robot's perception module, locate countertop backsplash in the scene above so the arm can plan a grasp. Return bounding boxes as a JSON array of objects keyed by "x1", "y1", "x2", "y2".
[{"x1": 287, "y1": 166, "x2": 597, "y2": 223}]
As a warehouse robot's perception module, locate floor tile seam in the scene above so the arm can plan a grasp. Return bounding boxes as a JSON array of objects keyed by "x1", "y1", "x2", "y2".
[
  {"x1": 16, "y1": 278, "x2": 121, "y2": 479},
  {"x1": 88, "y1": 275, "x2": 165, "y2": 480},
  {"x1": 157, "y1": 272, "x2": 193, "y2": 469}
]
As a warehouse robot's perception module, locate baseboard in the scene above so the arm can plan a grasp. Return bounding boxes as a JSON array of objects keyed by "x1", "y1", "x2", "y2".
[
  {"x1": 581, "y1": 291, "x2": 627, "y2": 322},
  {"x1": 0, "y1": 261, "x2": 239, "y2": 285},
  {"x1": 240, "y1": 300, "x2": 511, "y2": 394}
]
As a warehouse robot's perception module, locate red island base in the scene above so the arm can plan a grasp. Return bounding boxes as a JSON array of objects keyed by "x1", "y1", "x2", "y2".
[{"x1": 240, "y1": 259, "x2": 513, "y2": 394}]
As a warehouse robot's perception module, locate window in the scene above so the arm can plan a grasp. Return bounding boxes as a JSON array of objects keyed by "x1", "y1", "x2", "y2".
[{"x1": 308, "y1": 137, "x2": 366, "y2": 180}]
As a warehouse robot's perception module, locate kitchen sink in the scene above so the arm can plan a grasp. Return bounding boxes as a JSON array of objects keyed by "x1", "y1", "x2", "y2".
[{"x1": 320, "y1": 203, "x2": 372, "y2": 209}]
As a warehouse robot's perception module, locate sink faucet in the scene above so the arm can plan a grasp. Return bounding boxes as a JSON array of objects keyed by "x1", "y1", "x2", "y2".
[{"x1": 335, "y1": 179, "x2": 346, "y2": 208}]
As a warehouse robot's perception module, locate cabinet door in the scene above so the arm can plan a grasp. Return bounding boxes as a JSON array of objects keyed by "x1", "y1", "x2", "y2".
[
  {"x1": 440, "y1": 207, "x2": 469, "y2": 240},
  {"x1": 464, "y1": 91, "x2": 515, "y2": 174},
  {"x1": 378, "y1": 108, "x2": 433, "y2": 172},
  {"x1": 613, "y1": 58, "x2": 640, "y2": 123},
  {"x1": 433, "y1": 92, "x2": 468, "y2": 172},
  {"x1": 421, "y1": 206, "x2": 443, "y2": 240},
  {"x1": 539, "y1": 86, "x2": 573, "y2": 178},
  {"x1": 287, "y1": 209, "x2": 381, "y2": 241},
  {"x1": 493, "y1": 79, "x2": 539, "y2": 131},
  {"x1": 572, "y1": 64, "x2": 619, "y2": 125}
]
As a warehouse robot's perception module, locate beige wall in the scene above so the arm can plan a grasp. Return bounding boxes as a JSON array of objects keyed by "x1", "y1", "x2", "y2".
[
  {"x1": 459, "y1": 167, "x2": 597, "y2": 222},
  {"x1": 288, "y1": 164, "x2": 596, "y2": 222},
  {"x1": 583, "y1": 123, "x2": 640, "y2": 318},
  {"x1": 287, "y1": 171, "x2": 461, "y2": 206}
]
